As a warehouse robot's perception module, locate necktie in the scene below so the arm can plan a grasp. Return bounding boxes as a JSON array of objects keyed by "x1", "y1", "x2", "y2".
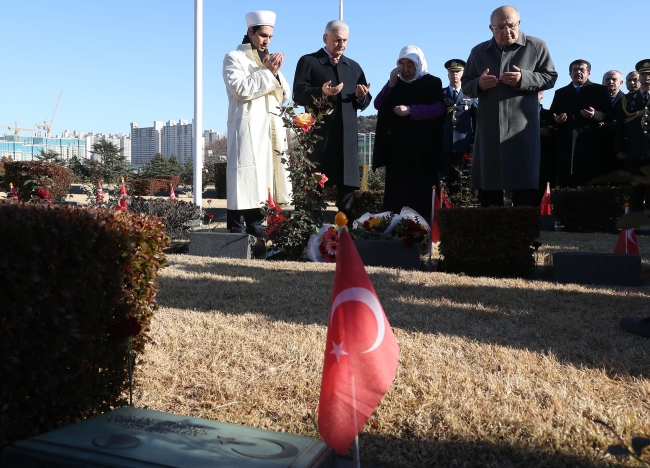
[
  {"x1": 332, "y1": 57, "x2": 339, "y2": 66},
  {"x1": 453, "y1": 89, "x2": 458, "y2": 101},
  {"x1": 644, "y1": 91, "x2": 649, "y2": 105}
]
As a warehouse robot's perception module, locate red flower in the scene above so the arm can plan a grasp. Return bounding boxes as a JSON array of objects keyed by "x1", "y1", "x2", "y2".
[
  {"x1": 319, "y1": 243, "x2": 327, "y2": 255},
  {"x1": 35, "y1": 187, "x2": 50, "y2": 199},
  {"x1": 463, "y1": 153, "x2": 473, "y2": 162},
  {"x1": 323, "y1": 253, "x2": 336, "y2": 263},
  {"x1": 206, "y1": 213, "x2": 214, "y2": 219},
  {"x1": 207, "y1": 199, "x2": 212, "y2": 204},
  {"x1": 314, "y1": 172, "x2": 328, "y2": 188},
  {"x1": 112, "y1": 317, "x2": 142, "y2": 341}
]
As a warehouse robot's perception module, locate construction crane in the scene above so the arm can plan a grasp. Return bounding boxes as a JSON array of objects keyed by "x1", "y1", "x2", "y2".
[
  {"x1": 0, "y1": 122, "x2": 37, "y2": 140},
  {"x1": 35, "y1": 91, "x2": 63, "y2": 138}
]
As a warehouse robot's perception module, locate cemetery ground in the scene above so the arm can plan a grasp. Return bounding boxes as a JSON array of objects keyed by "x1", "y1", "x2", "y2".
[{"x1": 4, "y1": 185, "x2": 650, "y2": 467}]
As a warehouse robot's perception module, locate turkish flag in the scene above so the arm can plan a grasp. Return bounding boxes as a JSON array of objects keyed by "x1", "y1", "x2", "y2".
[
  {"x1": 431, "y1": 188, "x2": 442, "y2": 244},
  {"x1": 318, "y1": 227, "x2": 400, "y2": 455},
  {"x1": 115, "y1": 179, "x2": 128, "y2": 212},
  {"x1": 96, "y1": 180, "x2": 104, "y2": 205},
  {"x1": 614, "y1": 205, "x2": 639, "y2": 255},
  {"x1": 266, "y1": 188, "x2": 287, "y2": 235},
  {"x1": 169, "y1": 184, "x2": 176, "y2": 200},
  {"x1": 540, "y1": 182, "x2": 552, "y2": 215}
]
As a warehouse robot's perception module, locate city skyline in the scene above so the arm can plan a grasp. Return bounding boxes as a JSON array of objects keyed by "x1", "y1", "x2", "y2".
[{"x1": 1, "y1": 0, "x2": 644, "y2": 137}]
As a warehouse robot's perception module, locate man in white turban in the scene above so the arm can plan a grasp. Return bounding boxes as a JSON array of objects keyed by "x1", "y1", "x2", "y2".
[{"x1": 222, "y1": 10, "x2": 292, "y2": 236}]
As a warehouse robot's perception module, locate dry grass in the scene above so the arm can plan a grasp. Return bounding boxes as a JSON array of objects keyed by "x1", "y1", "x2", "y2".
[{"x1": 134, "y1": 231, "x2": 650, "y2": 467}]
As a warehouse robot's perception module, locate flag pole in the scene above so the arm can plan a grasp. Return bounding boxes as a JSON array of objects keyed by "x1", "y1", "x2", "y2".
[
  {"x1": 339, "y1": 0, "x2": 343, "y2": 21},
  {"x1": 193, "y1": 0, "x2": 203, "y2": 207},
  {"x1": 351, "y1": 374, "x2": 360, "y2": 468}
]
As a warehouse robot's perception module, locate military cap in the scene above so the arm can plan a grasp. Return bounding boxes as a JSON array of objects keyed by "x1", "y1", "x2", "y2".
[
  {"x1": 636, "y1": 59, "x2": 650, "y2": 73},
  {"x1": 445, "y1": 59, "x2": 466, "y2": 71}
]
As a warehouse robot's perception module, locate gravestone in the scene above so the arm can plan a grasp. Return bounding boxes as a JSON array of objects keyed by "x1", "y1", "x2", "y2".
[
  {"x1": 553, "y1": 252, "x2": 643, "y2": 286},
  {"x1": 0, "y1": 407, "x2": 336, "y2": 468},
  {"x1": 353, "y1": 240, "x2": 421, "y2": 270},
  {"x1": 189, "y1": 232, "x2": 266, "y2": 260}
]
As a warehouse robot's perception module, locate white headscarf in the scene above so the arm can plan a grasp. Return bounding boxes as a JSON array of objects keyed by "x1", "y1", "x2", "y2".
[{"x1": 397, "y1": 45, "x2": 429, "y2": 83}]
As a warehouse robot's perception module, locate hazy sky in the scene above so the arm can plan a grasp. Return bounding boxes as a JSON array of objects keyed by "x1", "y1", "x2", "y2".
[{"x1": 1, "y1": 0, "x2": 646, "y2": 138}]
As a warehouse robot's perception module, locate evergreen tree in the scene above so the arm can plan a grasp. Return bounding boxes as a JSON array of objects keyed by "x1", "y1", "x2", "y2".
[
  {"x1": 90, "y1": 137, "x2": 126, "y2": 183},
  {"x1": 36, "y1": 148, "x2": 64, "y2": 165}
]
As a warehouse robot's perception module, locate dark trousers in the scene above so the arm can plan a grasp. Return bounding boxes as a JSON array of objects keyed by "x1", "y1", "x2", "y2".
[
  {"x1": 227, "y1": 208, "x2": 265, "y2": 236},
  {"x1": 335, "y1": 185, "x2": 356, "y2": 225},
  {"x1": 479, "y1": 189, "x2": 538, "y2": 208}
]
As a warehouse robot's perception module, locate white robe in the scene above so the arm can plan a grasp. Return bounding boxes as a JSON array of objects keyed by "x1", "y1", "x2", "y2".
[{"x1": 222, "y1": 43, "x2": 292, "y2": 210}]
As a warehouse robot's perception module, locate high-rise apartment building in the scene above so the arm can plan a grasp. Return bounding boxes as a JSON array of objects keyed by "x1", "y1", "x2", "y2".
[
  {"x1": 130, "y1": 121, "x2": 162, "y2": 165},
  {"x1": 161, "y1": 119, "x2": 194, "y2": 163},
  {"x1": 0, "y1": 135, "x2": 86, "y2": 162}
]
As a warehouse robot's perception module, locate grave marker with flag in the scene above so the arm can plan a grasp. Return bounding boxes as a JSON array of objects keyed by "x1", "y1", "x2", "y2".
[
  {"x1": 115, "y1": 178, "x2": 128, "y2": 212},
  {"x1": 614, "y1": 204, "x2": 639, "y2": 255},
  {"x1": 540, "y1": 182, "x2": 552, "y2": 215}
]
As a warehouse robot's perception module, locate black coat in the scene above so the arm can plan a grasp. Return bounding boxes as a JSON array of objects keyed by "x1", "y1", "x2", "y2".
[
  {"x1": 549, "y1": 80, "x2": 613, "y2": 181},
  {"x1": 293, "y1": 49, "x2": 371, "y2": 187},
  {"x1": 616, "y1": 90, "x2": 650, "y2": 159}
]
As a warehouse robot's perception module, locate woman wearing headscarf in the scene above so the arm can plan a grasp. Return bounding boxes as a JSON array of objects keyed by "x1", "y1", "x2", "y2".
[{"x1": 373, "y1": 45, "x2": 445, "y2": 220}]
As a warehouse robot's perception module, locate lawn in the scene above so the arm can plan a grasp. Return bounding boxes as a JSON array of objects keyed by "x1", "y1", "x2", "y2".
[{"x1": 134, "y1": 231, "x2": 650, "y2": 467}]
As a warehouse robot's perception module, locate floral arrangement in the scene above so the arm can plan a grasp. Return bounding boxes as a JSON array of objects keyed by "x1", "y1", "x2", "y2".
[
  {"x1": 266, "y1": 98, "x2": 333, "y2": 258},
  {"x1": 390, "y1": 216, "x2": 428, "y2": 247}
]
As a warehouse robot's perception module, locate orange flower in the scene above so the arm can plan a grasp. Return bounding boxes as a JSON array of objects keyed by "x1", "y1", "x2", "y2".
[{"x1": 294, "y1": 113, "x2": 316, "y2": 132}]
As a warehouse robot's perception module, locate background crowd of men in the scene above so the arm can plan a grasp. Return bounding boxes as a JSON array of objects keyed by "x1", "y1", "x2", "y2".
[{"x1": 223, "y1": 6, "x2": 650, "y2": 237}]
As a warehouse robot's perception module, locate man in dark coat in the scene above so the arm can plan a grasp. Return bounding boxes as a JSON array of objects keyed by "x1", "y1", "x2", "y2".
[
  {"x1": 461, "y1": 5, "x2": 557, "y2": 207},
  {"x1": 549, "y1": 59, "x2": 613, "y2": 187},
  {"x1": 293, "y1": 20, "x2": 371, "y2": 222},
  {"x1": 599, "y1": 70, "x2": 626, "y2": 176},
  {"x1": 618, "y1": 60, "x2": 650, "y2": 340},
  {"x1": 441, "y1": 59, "x2": 477, "y2": 198},
  {"x1": 615, "y1": 59, "x2": 650, "y2": 211}
]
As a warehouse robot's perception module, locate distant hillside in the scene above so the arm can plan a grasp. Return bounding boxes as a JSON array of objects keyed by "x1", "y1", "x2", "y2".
[{"x1": 357, "y1": 115, "x2": 377, "y2": 133}]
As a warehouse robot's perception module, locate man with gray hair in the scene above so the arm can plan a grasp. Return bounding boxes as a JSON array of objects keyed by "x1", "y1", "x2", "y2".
[
  {"x1": 461, "y1": 5, "x2": 557, "y2": 207},
  {"x1": 293, "y1": 20, "x2": 372, "y2": 223},
  {"x1": 626, "y1": 71, "x2": 640, "y2": 93}
]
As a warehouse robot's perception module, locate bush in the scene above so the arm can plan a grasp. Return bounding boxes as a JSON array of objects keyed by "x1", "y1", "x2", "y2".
[
  {"x1": 214, "y1": 162, "x2": 227, "y2": 199},
  {"x1": 128, "y1": 197, "x2": 202, "y2": 239},
  {"x1": 4, "y1": 161, "x2": 73, "y2": 202},
  {"x1": 359, "y1": 164, "x2": 369, "y2": 191},
  {"x1": 154, "y1": 175, "x2": 181, "y2": 188},
  {"x1": 0, "y1": 157, "x2": 12, "y2": 189},
  {"x1": 367, "y1": 167, "x2": 386, "y2": 191},
  {"x1": 128, "y1": 179, "x2": 170, "y2": 196},
  {"x1": 0, "y1": 204, "x2": 168, "y2": 450},
  {"x1": 437, "y1": 207, "x2": 540, "y2": 278},
  {"x1": 551, "y1": 187, "x2": 631, "y2": 233},
  {"x1": 353, "y1": 190, "x2": 384, "y2": 219}
]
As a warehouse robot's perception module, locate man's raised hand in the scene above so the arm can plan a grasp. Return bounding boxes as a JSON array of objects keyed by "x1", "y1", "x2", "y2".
[{"x1": 478, "y1": 68, "x2": 498, "y2": 91}]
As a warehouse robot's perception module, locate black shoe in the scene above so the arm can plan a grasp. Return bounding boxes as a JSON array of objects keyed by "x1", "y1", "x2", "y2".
[{"x1": 619, "y1": 316, "x2": 650, "y2": 338}]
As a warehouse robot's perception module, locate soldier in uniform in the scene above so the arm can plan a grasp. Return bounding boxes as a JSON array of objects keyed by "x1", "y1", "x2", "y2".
[
  {"x1": 441, "y1": 59, "x2": 477, "y2": 199},
  {"x1": 616, "y1": 59, "x2": 650, "y2": 212}
]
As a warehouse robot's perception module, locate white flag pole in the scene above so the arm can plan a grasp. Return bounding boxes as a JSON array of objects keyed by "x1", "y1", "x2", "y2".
[
  {"x1": 193, "y1": 0, "x2": 203, "y2": 207},
  {"x1": 339, "y1": 0, "x2": 343, "y2": 21},
  {"x1": 429, "y1": 185, "x2": 436, "y2": 263}
]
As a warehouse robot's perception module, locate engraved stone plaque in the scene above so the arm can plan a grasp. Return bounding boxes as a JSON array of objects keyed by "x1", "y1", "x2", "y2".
[{"x1": 0, "y1": 407, "x2": 336, "y2": 468}]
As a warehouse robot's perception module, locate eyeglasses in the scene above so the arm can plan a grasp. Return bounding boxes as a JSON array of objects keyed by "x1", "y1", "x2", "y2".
[{"x1": 491, "y1": 23, "x2": 519, "y2": 32}]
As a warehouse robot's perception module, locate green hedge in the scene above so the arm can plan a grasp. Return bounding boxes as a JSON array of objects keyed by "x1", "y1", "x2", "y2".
[
  {"x1": 0, "y1": 204, "x2": 168, "y2": 450},
  {"x1": 551, "y1": 187, "x2": 631, "y2": 233},
  {"x1": 437, "y1": 207, "x2": 540, "y2": 278},
  {"x1": 214, "y1": 162, "x2": 227, "y2": 199},
  {"x1": 4, "y1": 161, "x2": 73, "y2": 202},
  {"x1": 128, "y1": 178, "x2": 171, "y2": 196},
  {"x1": 128, "y1": 197, "x2": 202, "y2": 239},
  {"x1": 352, "y1": 190, "x2": 384, "y2": 219}
]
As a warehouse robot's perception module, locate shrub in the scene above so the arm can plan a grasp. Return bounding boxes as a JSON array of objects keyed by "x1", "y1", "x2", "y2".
[
  {"x1": 0, "y1": 204, "x2": 168, "y2": 450},
  {"x1": 359, "y1": 164, "x2": 369, "y2": 191},
  {"x1": 353, "y1": 190, "x2": 384, "y2": 218},
  {"x1": 128, "y1": 179, "x2": 170, "y2": 196},
  {"x1": 154, "y1": 175, "x2": 181, "y2": 188},
  {"x1": 128, "y1": 196, "x2": 202, "y2": 239},
  {"x1": 551, "y1": 187, "x2": 631, "y2": 233},
  {"x1": 214, "y1": 162, "x2": 227, "y2": 199},
  {"x1": 367, "y1": 167, "x2": 386, "y2": 191},
  {"x1": 4, "y1": 161, "x2": 73, "y2": 202},
  {"x1": 437, "y1": 207, "x2": 540, "y2": 278},
  {"x1": 0, "y1": 157, "x2": 12, "y2": 188}
]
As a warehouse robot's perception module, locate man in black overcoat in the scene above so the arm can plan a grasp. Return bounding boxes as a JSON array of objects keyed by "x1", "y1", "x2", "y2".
[
  {"x1": 549, "y1": 59, "x2": 613, "y2": 187},
  {"x1": 293, "y1": 20, "x2": 371, "y2": 222}
]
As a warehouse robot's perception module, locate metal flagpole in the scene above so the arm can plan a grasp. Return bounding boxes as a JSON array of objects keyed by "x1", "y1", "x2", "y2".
[
  {"x1": 193, "y1": 0, "x2": 203, "y2": 207},
  {"x1": 339, "y1": 0, "x2": 343, "y2": 21}
]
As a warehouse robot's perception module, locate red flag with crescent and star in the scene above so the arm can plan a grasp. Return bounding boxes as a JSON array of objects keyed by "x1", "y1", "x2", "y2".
[
  {"x1": 266, "y1": 188, "x2": 287, "y2": 236},
  {"x1": 115, "y1": 179, "x2": 128, "y2": 212},
  {"x1": 614, "y1": 205, "x2": 639, "y2": 255},
  {"x1": 431, "y1": 188, "x2": 442, "y2": 244},
  {"x1": 318, "y1": 226, "x2": 400, "y2": 455},
  {"x1": 169, "y1": 184, "x2": 176, "y2": 200},
  {"x1": 540, "y1": 182, "x2": 552, "y2": 215}
]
